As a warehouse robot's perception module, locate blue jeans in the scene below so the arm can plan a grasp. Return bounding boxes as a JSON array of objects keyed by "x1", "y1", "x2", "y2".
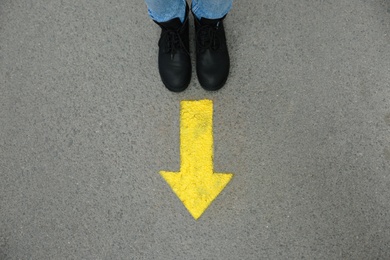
[{"x1": 144, "y1": 0, "x2": 233, "y2": 23}]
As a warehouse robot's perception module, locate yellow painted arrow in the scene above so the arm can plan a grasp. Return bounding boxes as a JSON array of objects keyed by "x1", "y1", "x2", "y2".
[{"x1": 160, "y1": 99, "x2": 233, "y2": 220}]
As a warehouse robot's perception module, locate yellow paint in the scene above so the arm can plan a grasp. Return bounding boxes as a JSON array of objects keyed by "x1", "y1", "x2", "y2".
[{"x1": 160, "y1": 99, "x2": 233, "y2": 220}]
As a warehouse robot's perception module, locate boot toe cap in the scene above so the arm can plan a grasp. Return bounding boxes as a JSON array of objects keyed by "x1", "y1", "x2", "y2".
[
  {"x1": 197, "y1": 56, "x2": 229, "y2": 91},
  {"x1": 159, "y1": 52, "x2": 191, "y2": 92}
]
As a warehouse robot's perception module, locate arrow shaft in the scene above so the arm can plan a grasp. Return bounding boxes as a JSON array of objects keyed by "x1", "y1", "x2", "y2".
[{"x1": 180, "y1": 100, "x2": 213, "y2": 174}]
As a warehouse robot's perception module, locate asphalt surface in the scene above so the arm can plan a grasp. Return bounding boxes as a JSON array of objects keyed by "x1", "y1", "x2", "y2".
[{"x1": 1, "y1": 0, "x2": 390, "y2": 259}]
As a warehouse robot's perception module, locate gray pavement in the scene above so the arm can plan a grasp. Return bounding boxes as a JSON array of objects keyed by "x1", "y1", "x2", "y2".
[{"x1": 1, "y1": 0, "x2": 390, "y2": 259}]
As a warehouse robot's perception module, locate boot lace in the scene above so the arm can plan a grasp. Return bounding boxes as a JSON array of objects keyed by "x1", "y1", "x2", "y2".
[
  {"x1": 197, "y1": 23, "x2": 221, "y2": 52},
  {"x1": 162, "y1": 29, "x2": 187, "y2": 59}
]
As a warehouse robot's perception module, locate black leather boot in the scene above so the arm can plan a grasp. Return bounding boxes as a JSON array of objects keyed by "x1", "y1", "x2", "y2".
[
  {"x1": 155, "y1": 5, "x2": 191, "y2": 92},
  {"x1": 194, "y1": 15, "x2": 230, "y2": 91}
]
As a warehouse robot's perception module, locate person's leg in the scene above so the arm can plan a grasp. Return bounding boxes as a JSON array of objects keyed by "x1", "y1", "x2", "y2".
[
  {"x1": 144, "y1": 0, "x2": 186, "y2": 23},
  {"x1": 191, "y1": 0, "x2": 233, "y2": 20},
  {"x1": 144, "y1": 0, "x2": 191, "y2": 92},
  {"x1": 192, "y1": 0, "x2": 233, "y2": 91}
]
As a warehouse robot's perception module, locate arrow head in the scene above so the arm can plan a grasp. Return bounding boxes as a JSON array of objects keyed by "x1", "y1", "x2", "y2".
[{"x1": 160, "y1": 170, "x2": 233, "y2": 220}]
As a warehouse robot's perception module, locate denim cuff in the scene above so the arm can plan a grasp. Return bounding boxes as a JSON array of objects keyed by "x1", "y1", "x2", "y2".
[{"x1": 191, "y1": 0, "x2": 232, "y2": 20}]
